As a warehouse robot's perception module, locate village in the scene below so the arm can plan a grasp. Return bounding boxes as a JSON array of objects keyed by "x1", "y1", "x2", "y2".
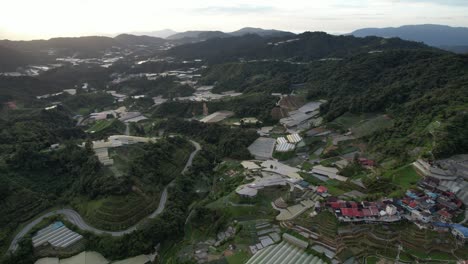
[
  {"x1": 6, "y1": 45, "x2": 467, "y2": 264},
  {"x1": 53, "y1": 73, "x2": 468, "y2": 263},
  {"x1": 163, "y1": 90, "x2": 467, "y2": 263}
]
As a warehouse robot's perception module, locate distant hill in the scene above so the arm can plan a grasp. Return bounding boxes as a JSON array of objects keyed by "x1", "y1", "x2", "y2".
[
  {"x1": 0, "y1": 76, "x2": 61, "y2": 103},
  {"x1": 230, "y1": 27, "x2": 294, "y2": 38},
  {"x1": 128, "y1": 29, "x2": 177, "y2": 39},
  {"x1": 114, "y1": 34, "x2": 166, "y2": 46},
  {"x1": 167, "y1": 31, "x2": 431, "y2": 63},
  {"x1": 0, "y1": 45, "x2": 32, "y2": 71},
  {"x1": 0, "y1": 36, "x2": 117, "y2": 58},
  {"x1": 351, "y1": 24, "x2": 468, "y2": 53},
  {"x1": 167, "y1": 28, "x2": 295, "y2": 43},
  {"x1": 0, "y1": 34, "x2": 168, "y2": 59},
  {"x1": 438, "y1": 45, "x2": 468, "y2": 54},
  {"x1": 166, "y1": 31, "x2": 230, "y2": 41}
]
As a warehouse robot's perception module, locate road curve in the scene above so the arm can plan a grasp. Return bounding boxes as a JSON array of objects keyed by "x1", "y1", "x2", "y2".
[
  {"x1": 8, "y1": 140, "x2": 201, "y2": 252},
  {"x1": 182, "y1": 140, "x2": 202, "y2": 175},
  {"x1": 148, "y1": 140, "x2": 201, "y2": 219}
]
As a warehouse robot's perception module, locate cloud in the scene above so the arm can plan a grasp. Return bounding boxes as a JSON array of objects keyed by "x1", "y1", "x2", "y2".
[
  {"x1": 1, "y1": 0, "x2": 468, "y2": 39},
  {"x1": 195, "y1": 5, "x2": 275, "y2": 15},
  {"x1": 396, "y1": 0, "x2": 468, "y2": 6}
]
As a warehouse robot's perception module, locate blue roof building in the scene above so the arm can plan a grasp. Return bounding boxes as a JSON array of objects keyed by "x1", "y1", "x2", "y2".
[{"x1": 450, "y1": 224, "x2": 468, "y2": 242}]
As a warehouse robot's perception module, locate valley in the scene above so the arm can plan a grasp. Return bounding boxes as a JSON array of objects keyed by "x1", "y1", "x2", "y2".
[{"x1": 0, "y1": 27, "x2": 467, "y2": 264}]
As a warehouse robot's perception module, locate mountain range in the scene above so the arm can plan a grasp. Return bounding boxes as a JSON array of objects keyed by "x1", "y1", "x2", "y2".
[
  {"x1": 351, "y1": 24, "x2": 468, "y2": 53},
  {"x1": 127, "y1": 29, "x2": 177, "y2": 39},
  {"x1": 2, "y1": 24, "x2": 468, "y2": 72},
  {"x1": 133, "y1": 27, "x2": 294, "y2": 42},
  {"x1": 166, "y1": 32, "x2": 428, "y2": 63}
]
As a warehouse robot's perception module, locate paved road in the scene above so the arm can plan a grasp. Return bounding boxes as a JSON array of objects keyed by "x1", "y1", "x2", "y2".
[
  {"x1": 149, "y1": 141, "x2": 201, "y2": 219},
  {"x1": 8, "y1": 140, "x2": 201, "y2": 252},
  {"x1": 182, "y1": 140, "x2": 202, "y2": 174}
]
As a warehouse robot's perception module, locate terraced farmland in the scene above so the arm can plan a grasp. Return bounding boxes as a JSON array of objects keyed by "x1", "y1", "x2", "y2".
[{"x1": 77, "y1": 193, "x2": 159, "y2": 231}]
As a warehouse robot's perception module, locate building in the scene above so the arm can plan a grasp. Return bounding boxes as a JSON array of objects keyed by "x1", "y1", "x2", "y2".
[
  {"x1": 276, "y1": 142, "x2": 295, "y2": 152},
  {"x1": 261, "y1": 160, "x2": 302, "y2": 180},
  {"x1": 325, "y1": 199, "x2": 401, "y2": 223},
  {"x1": 286, "y1": 133, "x2": 302, "y2": 143},
  {"x1": 316, "y1": 186, "x2": 328, "y2": 194},
  {"x1": 257, "y1": 126, "x2": 274, "y2": 136},
  {"x1": 279, "y1": 101, "x2": 323, "y2": 130},
  {"x1": 358, "y1": 158, "x2": 376, "y2": 167},
  {"x1": 32, "y1": 222, "x2": 83, "y2": 250},
  {"x1": 312, "y1": 165, "x2": 347, "y2": 182},
  {"x1": 385, "y1": 204, "x2": 398, "y2": 216},
  {"x1": 240, "y1": 117, "x2": 260, "y2": 125},
  {"x1": 451, "y1": 224, "x2": 468, "y2": 243},
  {"x1": 275, "y1": 136, "x2": 296, "y2": 152},
  {"x1": 248, "y1": 137, "x2": 276, "y2": 160},
  {"x1": 411, "y1": 210, "x2": 433, "y2": 223}
]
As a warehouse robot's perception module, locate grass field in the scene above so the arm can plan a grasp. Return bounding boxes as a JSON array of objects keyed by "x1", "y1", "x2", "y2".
[{"x1": 384, "y1": 164, "x2": 421, "y2": 190}]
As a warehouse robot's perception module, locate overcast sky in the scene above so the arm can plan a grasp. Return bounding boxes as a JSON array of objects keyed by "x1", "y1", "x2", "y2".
[{"x1": 1, "y1": 0, "x2": 468, "y2": 40}]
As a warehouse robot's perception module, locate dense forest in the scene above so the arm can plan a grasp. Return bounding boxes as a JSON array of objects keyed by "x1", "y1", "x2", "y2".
[
  {"x1": 196, "y1": 49, "x2": 468, "y2": 158},
  {"x1": 111, "y1": 76, "x2": 194, "y2": 98},
  {"x1": 0, "y1": 46, "x2": 33, "y2": 72},
  {"x1": 0, "y1": 107, "x2": 195, "y2": 258},
  {"x1": 153, "y1": 93, "x2": 278, "y2": 122},
  {"x1": 162, "y1": 118, "x2": 258, "y2": 159},
  {"x1": 0, "y1": 76, "x2": 61, "y2": 104}
]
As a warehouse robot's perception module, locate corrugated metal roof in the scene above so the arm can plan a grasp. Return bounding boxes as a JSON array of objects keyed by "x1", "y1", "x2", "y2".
[
  {"x1": 276, "y1": 142, "x2": 295, "y2": 152},
  {"x1": 276, "y1": 137, "x2": 288, "y2": 144},
  {"x1": 287, "y1": 133, "x2": 302, "y2": 143},
  {"x1": 32, "y1": 222, "x2": 83, "y2": 248}
]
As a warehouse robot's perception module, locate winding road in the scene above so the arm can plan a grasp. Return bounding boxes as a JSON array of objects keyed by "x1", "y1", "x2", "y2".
[{"x1": 8, "y1": 139, "x2": 201, "y2": 253}]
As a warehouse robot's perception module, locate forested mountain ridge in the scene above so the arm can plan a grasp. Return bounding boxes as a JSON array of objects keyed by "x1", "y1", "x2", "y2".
[
  {"x1": 166, "y1": 31, "x2": 432, "y2": 63},
  {"x1": 351, "y1": 24, "x2": 468, "y2": 53},
  {"x1": 0, "y1": 34, "x2": 168, "y2": 59},
  {"x1": 198, "y1": 49, "x2": 468, "y2": 159},
  {"x1": 0, "y1": 76, "x2": 62, "y2": 104},
  {"x1": 0, "y1": 45, "x2": 33, "y2": 71},
  {"x1": 229, "y1": 27, "x2": 294, "y2": 37},
  {"x1": 166, "y1": 30, "x2": 230, "y2": 40}
]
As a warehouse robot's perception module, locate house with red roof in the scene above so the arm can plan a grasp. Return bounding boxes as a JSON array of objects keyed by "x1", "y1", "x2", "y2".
[
  {"x1": 317, "y1": 186, "x2": 328, "y2": 194},
  {"x1": 358, "y1": 158, "x2": 375, "y2": 167}
]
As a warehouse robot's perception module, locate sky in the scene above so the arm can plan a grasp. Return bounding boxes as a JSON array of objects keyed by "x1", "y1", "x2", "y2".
[{"x1": 1, "y1": 0, "x2": 468, "y2": 40}]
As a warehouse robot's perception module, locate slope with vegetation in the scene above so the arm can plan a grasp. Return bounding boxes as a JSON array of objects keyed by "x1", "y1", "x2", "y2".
[
  {"x1": 194, "y1": 47, "x2": 468, "y2": 159},
  {"x1": 167, "y1": 32, "x2": 430, "y2": 63}
]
